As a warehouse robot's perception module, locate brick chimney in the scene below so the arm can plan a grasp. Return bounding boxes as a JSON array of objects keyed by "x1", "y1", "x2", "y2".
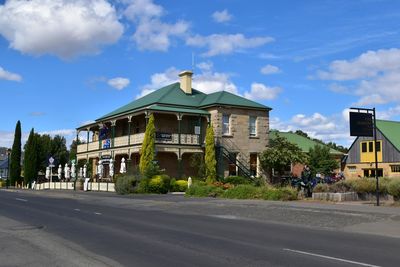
[{"x1": 179, "y1": 70, "x2": 193, "y2": 94}]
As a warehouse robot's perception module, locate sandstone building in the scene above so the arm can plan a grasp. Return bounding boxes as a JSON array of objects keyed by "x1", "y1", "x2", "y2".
[{"x1": 76, "y1": 71, "x2": 271, "y2": 179}]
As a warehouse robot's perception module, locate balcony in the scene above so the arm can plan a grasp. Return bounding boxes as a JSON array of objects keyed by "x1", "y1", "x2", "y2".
[{"x1": 77, "y1": 132, "x2": 200, "y2": 153}]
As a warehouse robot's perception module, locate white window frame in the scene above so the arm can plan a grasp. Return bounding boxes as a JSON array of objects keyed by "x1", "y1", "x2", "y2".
[
  {"x1": 249, "y1": 116, "x2": 257, "y2": 137},
  {"x1": 222, "y1": 114, "x2": 230, "y2": 135}
]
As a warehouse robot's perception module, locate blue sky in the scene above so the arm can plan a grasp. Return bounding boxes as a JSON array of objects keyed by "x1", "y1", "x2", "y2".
[{"x1": 1, "y1": 0, "x2": 400, "y2": 148}]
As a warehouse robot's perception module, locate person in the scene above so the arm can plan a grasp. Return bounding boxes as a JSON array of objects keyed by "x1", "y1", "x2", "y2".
[{"x1": 301, "y1": 165, "x2": 312, "y2": 197}]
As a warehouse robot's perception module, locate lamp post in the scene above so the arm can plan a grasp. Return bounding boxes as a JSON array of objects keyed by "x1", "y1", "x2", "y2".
[{"x1": 6, "y1": 148, "x2": 11, "y2": 189}]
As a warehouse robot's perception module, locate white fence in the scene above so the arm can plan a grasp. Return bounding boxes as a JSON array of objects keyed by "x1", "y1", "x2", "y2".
[{"x1": 33, "y1": 181, "x2": 115, "y2": 192}]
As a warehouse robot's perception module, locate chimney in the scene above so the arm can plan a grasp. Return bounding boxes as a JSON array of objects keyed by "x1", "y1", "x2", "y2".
[{"x1": 179, "y1": 70, "x2": 193, "y2": 94}]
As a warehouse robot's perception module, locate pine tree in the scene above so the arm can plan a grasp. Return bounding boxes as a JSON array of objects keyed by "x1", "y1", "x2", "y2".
[
  {"x1": 139, "y1": 114, "x2": 156, "y2": 176},
  {"x1": 205, "y1": 124, "x2": 217, "y2": 184},
  {"x1": 23, "y1": 128, "x2": 38, "y2": 186},
  {"x1": 10, "y1": 120, "x2": 22, "y2": 185}
]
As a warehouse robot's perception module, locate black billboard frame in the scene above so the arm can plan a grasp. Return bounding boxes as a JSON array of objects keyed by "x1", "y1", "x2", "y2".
[{"x1": 349, "y1": 107, "x2": 380, "y2": 206}]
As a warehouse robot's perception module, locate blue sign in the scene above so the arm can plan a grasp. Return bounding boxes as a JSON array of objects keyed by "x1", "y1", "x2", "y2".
[{"x1": 102, "y1": 139, "x2": 111, "y2": 149}]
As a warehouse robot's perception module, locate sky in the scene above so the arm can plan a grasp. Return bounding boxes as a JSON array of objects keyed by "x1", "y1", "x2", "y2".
[{"x1": 1, "y1": 0, "x2": 400, "y2": 148}]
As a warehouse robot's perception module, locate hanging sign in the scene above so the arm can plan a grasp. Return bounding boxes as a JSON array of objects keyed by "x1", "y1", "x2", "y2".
[
  {"x1": 349, "y1": 112, "x2": 373, "y2": 137},
  {"x1": 156, "y1": 132, "x2": 172, "y2": 141},
  {"x1": 102, "y1": 139, "x2": 111, "y2": 149}
]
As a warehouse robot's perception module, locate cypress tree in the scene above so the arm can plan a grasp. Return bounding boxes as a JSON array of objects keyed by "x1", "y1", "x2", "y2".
[
  {"x1": 23, "y1": 128, "x2": 38, "y2": 186},
  {"x1": 10, "y1": 120, "x2": 22, "y2": 185},
  {"x1": 139, "y1": 114, "x2": 156, "y2": 176},
  {"x1": 205, "y1": 124, "x2": 217, "y2": 184}
]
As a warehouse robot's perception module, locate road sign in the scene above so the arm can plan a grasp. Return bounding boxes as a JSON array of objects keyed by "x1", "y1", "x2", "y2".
[{"x1": 49, "y1": 157, "x2": 54, "y2": 164}]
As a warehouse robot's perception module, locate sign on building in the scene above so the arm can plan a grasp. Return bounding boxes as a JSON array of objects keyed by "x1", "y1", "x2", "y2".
[
  {"x1": 102, "y1": 139, "x2": 111, "y2": 149},
  {"x1": 349, "y1": 112, "x2": 373, "y2": 137},
  {"x1": 156, "y1": 132, "x2": 172, "y2": 141}
]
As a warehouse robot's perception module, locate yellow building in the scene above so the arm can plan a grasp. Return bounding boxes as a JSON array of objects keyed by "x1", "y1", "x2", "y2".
[{"x1": 344, "y1": 120, "x2": 400, "y2": 179}]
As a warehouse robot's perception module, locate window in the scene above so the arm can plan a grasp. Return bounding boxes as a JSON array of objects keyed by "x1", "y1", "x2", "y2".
[
  {"x1": 249, "y1": 116, "x2": 257, "y2": 137},
  {"x1": 391, "y1": 165, "x2": 400, "y2": 173},
  {"x1": 361, "y1": 142, "x2": 367, "y2": 152},
  {"x1": 222, "y1": 114, "x2": 230, "y2": 135},
  {"x1": 347, "y1": 166, "x2": 356, "y2": 173},
  {"x1": 376, "y1": 141, "x2": 381, "y2": 152},
  {"x1": 368, "y1": 141, "x2": 374, "y2": 152}
]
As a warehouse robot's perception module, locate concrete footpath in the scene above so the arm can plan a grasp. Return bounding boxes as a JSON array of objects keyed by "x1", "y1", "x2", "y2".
[{"x1": 4, "y1": 189, "x2": 400, "y2": 239}]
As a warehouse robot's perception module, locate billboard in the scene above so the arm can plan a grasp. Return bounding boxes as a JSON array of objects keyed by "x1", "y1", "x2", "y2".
[{"x1": 349, "y1": 112, "x2": 373, "y2": 137}]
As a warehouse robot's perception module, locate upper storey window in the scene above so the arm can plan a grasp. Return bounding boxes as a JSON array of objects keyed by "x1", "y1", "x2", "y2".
[
  {"x1": 222, "y1": 114, "x2": 230, "y2": 135},
  {"x1": 249, "y1": 116, "x2": 257, "y2": 137}
]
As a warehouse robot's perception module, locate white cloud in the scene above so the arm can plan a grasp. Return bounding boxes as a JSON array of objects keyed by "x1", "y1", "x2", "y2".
[
  {"x1": 244, "y1": 83, "x2": 281, "y2": 101},
  {"x1": 317, "y1": 48, "x2": 400, "y2": 106},
  {"x1": 0, "y1": 0, "x2": 123, "y2": 59},
  {"x1": 212, "y1": 9, "x2": 232, "y2": 23},
  {"x1": 260, "y1": 64, "x2": 280, "y2": 75},
  {"x1": 124, "y1": 0, "x2": 189, "y2": 51},
  {"x1": 136, "y1": 67, "x2": 179, "y2": 98},
  {"x1": 107, "y1": 77, "x2": 130, "y2": 90},
  {"x1": 186, "y1": 33, "x2": 274, "y2": 57},
  {"x1": 0, "y1": 131, "x2": 29, "y2": 148},
  {"x1": 196, "y1": 61, "x2": 213, "y2": 72},
  {"x1": 39, "y1": 129, "x2": 76, "y2": 136},
  {"x1": 0, "y1": 66, "x2": 22, "y2": 82},
  {"x1": 270, "y1": 112, "x2": 354, "y2": 147}
]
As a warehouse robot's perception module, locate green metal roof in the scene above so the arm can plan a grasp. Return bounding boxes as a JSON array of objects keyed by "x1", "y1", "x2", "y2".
[
  {"x1": 199, "y1": 91, "x2": 270, "y2": 110},
  {"x1": 376, "y1": 120, "x2": 400, "y2": 151},
  {"x1": 96, "y1": 82, "x2": 270, "y2": 121},
  {"x1": 270, "y1": 131, "x2": 343, "y2": 155},
  {"x1": 146, "y1": 104, "x2": 210, "y2": 115}
]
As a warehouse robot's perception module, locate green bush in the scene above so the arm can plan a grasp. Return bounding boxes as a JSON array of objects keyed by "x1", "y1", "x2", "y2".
[
  {"x1": 224, "y1": 176, "x2": 250, "y2": 185},
  {"x1": 186, "y1": 184, "x2": 224, "y2": 197},
  {"x1": 258, "y1": 186, "x2": 297, "y2": 201},
  {"x1": 222, "y1": 185, "x2": 260, "y2": 199},
  {"x1": 388, "y1": 178, "x2": 400, "y2": 198},
  {"x1": 136, "y1": 178, "x2": 150, "y2": 193},
  {"x1": 170, "y1": 179, "x2": 188, "y2": 192},
  {"x1": 329, "y1": 181, "x2": 353, "y2": 193},
  {"x1": 115, "y1": 175, "x2": 137, "y2": 195},
  {"x1": 147, "y1": 174, "x2": 170, "y2": 194},
  {"x1": 349, "y1": 178, "x2": 376, "y2": 194}
]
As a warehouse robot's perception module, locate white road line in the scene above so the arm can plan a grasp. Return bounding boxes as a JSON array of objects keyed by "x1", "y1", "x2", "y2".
[
  {"x1": 94, "y1": 212, "x2": 102, "y2": 215},
  {"x1": 283, "y1": 248, "x2": 381, "y2": 267},
  {"x1": 74, "y1": 209, "x2": 80, "y2": 211},
  {"x1": 15, "y1": 198, "x2": 28, "y2": 202}
]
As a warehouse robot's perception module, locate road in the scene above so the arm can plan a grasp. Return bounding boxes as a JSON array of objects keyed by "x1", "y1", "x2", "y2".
[{"x1": 1, "y1": 190, "x2": 400, "y2": 267}]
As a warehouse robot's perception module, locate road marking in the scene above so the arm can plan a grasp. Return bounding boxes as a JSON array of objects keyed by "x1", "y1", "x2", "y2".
[
  {"x1": 15, "y1": 198, "x2": 28, "y2": 202},
  {"x1": 94, "y1": 212, "x2": 102, "y2": 215},
  {"x1": 283, "y1": 248, "x2": 381, "y2": 267},
  {"x1": 74, "y1": 209, "x2": 80, "y2": 211}
]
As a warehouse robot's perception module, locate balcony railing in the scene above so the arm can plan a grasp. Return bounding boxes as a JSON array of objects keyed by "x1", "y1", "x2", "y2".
[{"x1": 77, "y1": 132, "x2": 200, "y2": 153}]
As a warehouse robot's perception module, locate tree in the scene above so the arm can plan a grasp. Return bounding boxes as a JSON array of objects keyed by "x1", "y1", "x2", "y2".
[
  {"x1": 139, "y1": 114, "x2": 156, "y2": 177},
  {"x1": 51, "y1": 135, "x2": 69, "y2": 167},
  {"x1": 69, "y1": 138, "x2": 82, "y2": 162},
  {"x1": 190, "y1": 153, "x2": 206, "y2": 179},
  {"x1": 204, "y1": 125, "x2": 217, "y2": 184},
  {"x1": 35, "y1": 134, "x2": 52, "y2": 173},
  {"x1": 10, "y1": 120, "x2": 22, "y2": 185},
  {"x1": 260, "y1": 134, "x2": 307, "y2": 182},
  {"x1": 308, "y1": 144, "x2": 339, "y2": 176},
  {"x1": 23, "y1": 129, "x2": 38, "y2": 186}
]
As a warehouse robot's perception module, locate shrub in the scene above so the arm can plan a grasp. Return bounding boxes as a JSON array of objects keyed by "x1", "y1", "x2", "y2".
[
  {"x1": 186, "y1": 184, "x2": 224, "y2": 197},
  {"x1": 313, "y1": 183, "x2": 329, "y2": 193},
  {"x1": 147, "y1": 174, "x2": 170, "y2": 194},
  {"x1": 170, "y1": 179, "x2": 188, "y2": 192},
  {"x1": 222, "y1": 185, "x2": 260, "y2": 199},
  {"x1": 136, "y1": 178, "x2": 150, "y2": 193},
  {"x1": 115, "y1": 175, "x2": 137, "y2": 195},
  {"x1": 350, "y1": 178, "x2": 376, "y2": 194},
  {"x1": 388, "y1": 179, "x2": 400, "y2": 199},
  {"x1": 224, "y1": 176, "x2": 250, "y2": 185},
  {"x1": 260, "y1": 186, "x2": 298, "y2": 201},
  {"x1": 329, "y1": 181, "x2": 353, "y2": 193}
]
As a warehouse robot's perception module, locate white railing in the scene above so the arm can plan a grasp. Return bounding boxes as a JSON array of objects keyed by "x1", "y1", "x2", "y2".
[
  {"x1": 130, "y1": 133, "x2": 145, "y2": 144},
  {"x1": 180, "y1": 134, "x2": 200, "y2": 145}
]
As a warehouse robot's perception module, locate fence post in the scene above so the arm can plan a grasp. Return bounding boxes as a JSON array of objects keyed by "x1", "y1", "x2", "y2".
[{"x1": 107, "y1": 181, "x2": 109, "y2": 192}]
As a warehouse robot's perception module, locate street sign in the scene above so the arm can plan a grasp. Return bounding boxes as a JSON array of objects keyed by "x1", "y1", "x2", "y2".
[
  {"x1": 49, "y1": 157, "x2": 54, "y2": 164},
  {"x1": 349, "y1": 112, "x2": 373, "y2": 137}
]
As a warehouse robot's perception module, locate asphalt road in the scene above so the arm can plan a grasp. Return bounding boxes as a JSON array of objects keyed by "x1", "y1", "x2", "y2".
[{"x1": 1, "y1": 190, "x2": 400, "y2": 267}]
